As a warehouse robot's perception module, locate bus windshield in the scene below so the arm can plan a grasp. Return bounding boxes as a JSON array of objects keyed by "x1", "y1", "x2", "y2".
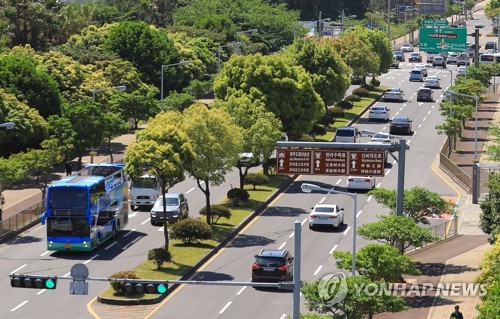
[
  {"x1": 49, "y1": 187, "x2": 87, "y2": 209},
  {"x1": 47, "y1": 217, "x2": 90, "y2": 237}
]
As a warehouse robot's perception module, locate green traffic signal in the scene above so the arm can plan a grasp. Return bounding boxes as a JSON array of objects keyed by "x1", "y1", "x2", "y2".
[
  {"x1": 123, "y1": 281, "x2": 168, "y2": 295},
  {"x1": 157, "y1": 284, "x2": 167, "y2": 294},
  {"x1": 45, "y1": 278, "x2": 56, "y2": 289},
  {"x1": 10, "y1": 275, "x2": 57, "y2": 289}
]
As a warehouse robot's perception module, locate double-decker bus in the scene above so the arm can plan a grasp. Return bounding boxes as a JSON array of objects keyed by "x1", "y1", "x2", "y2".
[{"x1": 41, "y1": 163, "x2": 129, "y2": 251}]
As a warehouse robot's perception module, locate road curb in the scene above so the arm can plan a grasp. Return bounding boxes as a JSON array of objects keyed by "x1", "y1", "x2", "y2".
[{"x1": 97, "y1": 175, "x2": 296, "y2": 306}]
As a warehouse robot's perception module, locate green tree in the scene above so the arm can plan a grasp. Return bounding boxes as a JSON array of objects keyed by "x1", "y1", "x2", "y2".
[
  {"x1": 214, "y1": 53, "x2": 324, "y2": 139},
  {"x1": 181, "y1": 103, "x2": 244, "y2": 224},
  {"x1": 0, "y1": 155, "x2": 25, "y2": 218},
  {"x1": 436, "y1": 116, "x2": 461, "y2": 156},
  {"x1": 368, "y1": 187, "x2": 453, "y2": 224},
  {"x1": 479, "y1": 173, "x2": 500, "y2": 243},
  {"x1": 475, "y1": 240, "x2": 500, "y2": 318},
  {"x1": 357, "y1": 215, "x2": 438, "y2": 254},
  {"x1": 110, "y1": 91, "x2": 160, "y2": 129},
  {"x1": 302, "y1": 276, "x2": 408, "y2": 319},
  {"x1": 486, "y1": 124, "x2": 500, "y2": 162},
  {"x1": 101, "y1": 112, "x2": 129, "y2": 163},
  {"x1": 124, "y1": 115, "x2": 196, "y2": 250},
  {"x1": 285, "y1": 38, "x2": 351, "y2": 107},
  {"x1": 454, "y1": 64, "x2": 494, "y2": 88},
  {"x1": 333, "y1": 244, "x2": 420, "y2": 282},
  {"x1": 0, "y1": 46, "x2": 62, "y2": 118}
]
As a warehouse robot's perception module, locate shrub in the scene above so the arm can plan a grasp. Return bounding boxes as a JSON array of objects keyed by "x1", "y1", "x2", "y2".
[
  {"x1": 199, "y1": 204, "x2": 232, "y2": 224},
  {"x1": 370, "y1": 78, "x2": 381, "y2": 87},
  {"x1": 309, "y1": 124, "x2": 327, "y2": 139},
  {"x1": 329, "y1": 106, "x2": 345, "y2": 118},
  {"x1": 317, "y1": 113, "x2": 335, "y2": 127},
  {"x1": 344, "y1": 94, "x2": 361, "y2": 102},
  {"x1": 148, "y1": 247, "x2": 172, "y2": 269},
  {"x1": 109, "y1": 270, "x2": 140, "y2": 295},
  {"x1": 227, "y1": 188, "x2": 250, "y2": 206},
  {"x1": 361, "y1": 83, "x2": 375, "y2": 91},
  {"x1": 299, "y1": 133, "x2": 315, "y2": 142},
  {"x1": 352, "y1": 87, "x2": 369, "y2": 97},
  {"x1": 245, "y1": 173, "x2": 270, "y2": 190},
  {"x1": 336, "y1": 100, "x2": 353, "y2": 110},
  {"x1": 171, "y1": 218, "x2": 212, "y2": 244}
]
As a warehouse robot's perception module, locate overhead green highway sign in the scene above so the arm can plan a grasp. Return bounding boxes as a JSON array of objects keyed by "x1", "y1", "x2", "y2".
[
  {"x1": 419, "y1": 27, "x2": 467, "y2": 52},
  {"x1": 422, "y1": 19, "x2": 449, "y2": 27}
]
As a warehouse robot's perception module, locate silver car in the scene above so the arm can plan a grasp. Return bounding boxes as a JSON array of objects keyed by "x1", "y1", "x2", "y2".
[
  {"x1": 368, "y1": 105, "x2": 390, "y2": 121},
  {"x1": 383, "y1": 88, "x2": 404, "y2": 102}
]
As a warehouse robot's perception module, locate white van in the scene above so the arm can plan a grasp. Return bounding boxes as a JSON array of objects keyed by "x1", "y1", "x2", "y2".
[
  {"x1": 334, "y1": 126, "x2": 360, "y2": 143},
  {"x1": 129, "y1": 174, "x2": 161, "y2": 210}
]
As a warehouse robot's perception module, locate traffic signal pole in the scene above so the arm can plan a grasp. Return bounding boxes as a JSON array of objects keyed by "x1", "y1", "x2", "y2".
[{"x1": 474, "y1": 28, "x2": 480, "y2": 67}]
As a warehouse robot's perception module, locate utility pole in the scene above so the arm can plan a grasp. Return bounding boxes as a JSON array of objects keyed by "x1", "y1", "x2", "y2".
[
  {"x1": 474, "y1": 28, "x2": 480, "y2": 67},
  {"x1": 342, "y1": 10, "x2": 345, "y2": 33},
  {"x1": 318, "y1": 11, "x2": 322, "y2": 37},
  {"x1": 388, "y1": 0, "x2": 391, "y2": 39}
]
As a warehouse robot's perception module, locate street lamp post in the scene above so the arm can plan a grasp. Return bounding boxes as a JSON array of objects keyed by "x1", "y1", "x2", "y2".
[
  {"x1": 445, "y1": 90, "x2": 479, "y2": 161},
  {"x1": 341, "y1": 10, "x2": 357, "y2": 34},
  {"x1": 91, "y1": 85, "x2": 127, "y2": 163},
  {"x1": 388, "y1": 0, "x2": 391, "y2": 39},
  {"x1": 301, "y1": 183, "x2": 357, "y2": 276},
  {"x1": 161, "y1": 61, "x2": 190, "y2": 108},
  {"x1": 217, "y1": 42, "x2": 242, "y2": 74},
  {"x1": 235, "y1": 29, "x2": 258, "y2": 55}
]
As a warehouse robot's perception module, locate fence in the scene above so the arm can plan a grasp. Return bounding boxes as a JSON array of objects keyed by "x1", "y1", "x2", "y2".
[
  {"x1": 439, "y1": 138, "x2": 472, "y2": 191},
  {"x1": 0, "y1": 200, "x2": 44, "y2": 242},
  {"x1": 409, "y1": 217, "x2": 459, "y2": 253}
]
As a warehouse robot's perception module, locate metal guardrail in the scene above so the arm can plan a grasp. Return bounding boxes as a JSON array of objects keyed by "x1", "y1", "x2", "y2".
[
  {"x1": 439, "y1": 138, "x2": 472, "y2": 191},
  {"x1": 0, "y1": 201, "x2": 44, "y2": 241}
]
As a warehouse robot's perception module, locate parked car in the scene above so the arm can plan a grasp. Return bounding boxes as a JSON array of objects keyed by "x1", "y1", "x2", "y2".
[
  {"x1": 390, "y1": 59, "x2": 400, "y2": 68},
  {"x1": 252, "y1": 249, "x2": 294, "y2": 282},
  {"x1": 447, "y1": 52, "x2": 459, "y2": 64},
  {"x1": 432, "y1": 56, "x2": 447, "y2": 68},
  {"x1": 424, "y1": 75, "x2": 441, "y2": 88},
  {"x1": 368, "y1": 105, "x2": 390, "y2": 122},
  {"x1": 308, "y1": 204, "x2": 344, "y2": 230},
  {"x1": 408, "y1": 52, "x2": 422, "y2": 62},
  {"x1": 334, "y1": 126, "x2": 360, "y2": 143},
  {"x1": 150, "y1": 193, "x2": 189, "y2": 225},
  {"x1": 417, "y1": 88, "x2": 434, "y2": 102},
  {"x1": 389, "y1": 117, "x2": 412, "y2": 135},
  {"x1": 401, "y1": 43, "x2": 414, "y2": 52},
  {"x1": 409, "y1": 69, "x2": 425, "y2": 82},
  {"x1": 347, "y1": 176, "x2": 376, "y2": 190},
  {"x1": 414, "y1": 64, "x2": 428, "y2": 77},
  {"x1": 383, "y1": 88, "x2": 404, "y2": 102},
  {"x1": 393, "y1": 50, "x2": 405, "y2": 62}
]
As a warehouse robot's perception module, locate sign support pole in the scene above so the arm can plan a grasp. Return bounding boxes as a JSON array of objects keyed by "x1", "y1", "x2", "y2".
[{"x1": 396, "y1": 139, "x2": 407, "y2": 216}]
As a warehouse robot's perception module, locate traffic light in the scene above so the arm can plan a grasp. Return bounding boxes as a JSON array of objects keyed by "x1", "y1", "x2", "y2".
[
  {"x1": 10, "y1": 275, "x2": 57, "y2": 289},
  {"x1": 475, "y1": 25, "x2": 486, "y2": 29},
  {"x1": 123, "y1": 281, "x2": 168, "y2": 295}
]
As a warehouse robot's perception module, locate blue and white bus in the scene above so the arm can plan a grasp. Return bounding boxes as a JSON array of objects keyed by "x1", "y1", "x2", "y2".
[{"x1": 41, "y1": 163, "x2": 129, "y2": 251}]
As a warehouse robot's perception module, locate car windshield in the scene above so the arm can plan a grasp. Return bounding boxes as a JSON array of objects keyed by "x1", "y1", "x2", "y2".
[
  {"x1": 255, "y1": 256, "x2": 285, "y2": 266},
  {"x1": 419, "y1": 89, "x2": 431, "y2": 93},
  {"x1": 155, "y1": 197, "x2": 179, "y2": 207},
  {"x1": 373, "y1": 133, "x2": 390, "y2": 139},
  {"x1": 314, "y1": 206, "x2": 336, "y2": 213},
  {"x1": 372, "y1": 106, "x2": 386, "y2": 111},
  {"x1": 411, "y1": 70, "x2": 421, "y2": 74},
  {"x1": 411, "y1": 53, "x2": 419, "y2": 56},
  {"x1": 392, "y1": 117, "x2": 409, "y2": 123},
  {"x1": 336, "y1": 129, "x2": 355, "y2": 136},
  {"x1": 393, "y1": 51, "x2": 402, "y2": 55}
]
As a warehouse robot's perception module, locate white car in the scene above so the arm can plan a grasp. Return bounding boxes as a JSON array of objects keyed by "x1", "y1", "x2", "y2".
[
  {"x1": 383, "y1": 88, "x2": 404, "y2": 102},
  {"x1": 308, "y1": 204, "x2": 344, "y2": 230},
  {"x1": 414, "y1": 64, "x2": 428, "y2": 77},
  {"x1": 347, "y1": 176, "x2": 376, "y2": 190},
  {"x1": 401, "y1": 43, "x2": 414, "y2": 52},
  {"x1": 447, "y1": 52, "x2": 459, "y2": 64},
  {"x1": 368, "y1": 105, "x2": 390, "y2": 121},
  {"x1": 457, "y1": 66, "x2": 467, "y2": 75},
  {"x1": 370, "y1": 133, "x2": 392, "y2": 143},
  {"x1": 424, "y1": 75, "x2": 441, "y2": 88}
]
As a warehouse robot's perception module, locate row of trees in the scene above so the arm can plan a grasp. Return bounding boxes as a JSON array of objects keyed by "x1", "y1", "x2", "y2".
[{"x1": 301, "y1": 187, "x2": 449, "y2": 317}]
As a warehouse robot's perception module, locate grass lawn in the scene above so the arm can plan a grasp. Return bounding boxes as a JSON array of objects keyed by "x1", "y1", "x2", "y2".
[
  {"x1": 100, "y1": 174, "x2": 292, "y2": 299},
  {"x1": 315, "y1": 87, "x2": 386, "y2": 142}
]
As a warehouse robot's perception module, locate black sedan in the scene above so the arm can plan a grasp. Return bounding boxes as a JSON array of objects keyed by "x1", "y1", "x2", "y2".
[
  {"x1": 389, "y1": 117, "x2": 412, "y2": 135},
  {"x1": 408, "y1": 52, "x2": 422, "y2": 62},
  {"x1": 393, "y1": 50, "x2": 405, "y2": 62}
]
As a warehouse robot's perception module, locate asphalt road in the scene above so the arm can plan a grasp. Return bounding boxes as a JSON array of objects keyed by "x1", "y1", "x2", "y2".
[{"x1": 1, "y1": 9, "x2": 494, "y2": 319}]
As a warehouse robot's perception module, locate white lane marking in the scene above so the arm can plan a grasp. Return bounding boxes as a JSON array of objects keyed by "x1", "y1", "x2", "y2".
[
  {"x1": 219, "y1": 301, "x2": 232, "y2": 314},
  {"x1": 289, "y1": 232, "x2": 294, "y2": 238},
  {"x1": 280, "y1": 315, "x2": 287, "y2": 319},
  {"x1": 376, "y1": 182, "x2": 382, "y2": 188},
  {"x1": 343, "y1": 226, "x2": 351, "y2": 235},
  {"x1": 186, "y1": 187, "x2": 195, "y2": 194},
  {"x1": 123, "y1": 229, "x2": 136, "y2": 237},
  {"x1": 432, "y1": 105, "x2": 435, "y2": 109},
  {"x1": 418, "y1": 124, "x2": 422, "y2": 128},
  {"x1": 236, "y1": 286, "x2": 247, "y2": 295},
  {"x1": 313, "y1": 265, "x2": 323, "y2": 276},
  {"x1": 419, "y1": 102, "x2": 424, "y2": 106},
  {"x1": 10, "y1": 301, "x2": 28, "y2": 312},
  {"x1": 383, "y1": 126, "x2": 387, "y2": 131},
  {"x1": 11, "y1": 264, "x2": 27, "y2": 274},
  {"x1": 427, "y1": 110, "x2": 432, "y2": 115},
  {"x1": 386, "y1": 169, "x2": 391, "y2": 175},
  {"x1": 158, "y1": 227, "x2": 164, "y2": 232},
  {"x1": 336, "y1": 179, "x2": 341, "y2": 185},
  {"x1": 392, "y1": 160, "x2": 396, "y2": 165},
  {"x1": 140, "y1": 218, "x2": 151, "y2": 225},
  {"x1": 367, "y1": 195, "x2": 372, "y2": 202},
  {"x1": 84, "y1": 254, "x2": 99, "y2": 265},
  {"x1": 301, "y1": 218, "x2": 307, "y2": 226},
  {"x1": 279, "y1": 242, "x2": 287, "y2": 250},
  {"x1": 329, "y1": 244, "x2": 338, "y2": 255},
  {"x1": 36, "y1": 289, "x2": 46, "y2": 295},
  {"x1": 395, "y1": 111, "x2": 399, "y2": 116},
  {"x1": 356, "y1": 210, "x2": 363, "y2": 218},
  {"x1": 423, "y1": 117, "x2": 427, "y2": 121},
  {"x1": 408, "y1": 139, "x2": 412, "y2": 144},
  {"x1": 129, "y1": 212, "x2": 138, "y2": 218},
  {"x1": 63, "y1": 272, "x2": 71, "y2": 277},
  {"x1": 319, "y1": 197, "x2": 326, "y2": 204},
  {"x1": 40, "y1": 251, "x2": 51, "y2": 257},
  {"x1": 105, "y1": 242, "x2": 117, "y2": 250},
  {"x1": 399, "y1": 107, "x2": 403, "y2": 111}
]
